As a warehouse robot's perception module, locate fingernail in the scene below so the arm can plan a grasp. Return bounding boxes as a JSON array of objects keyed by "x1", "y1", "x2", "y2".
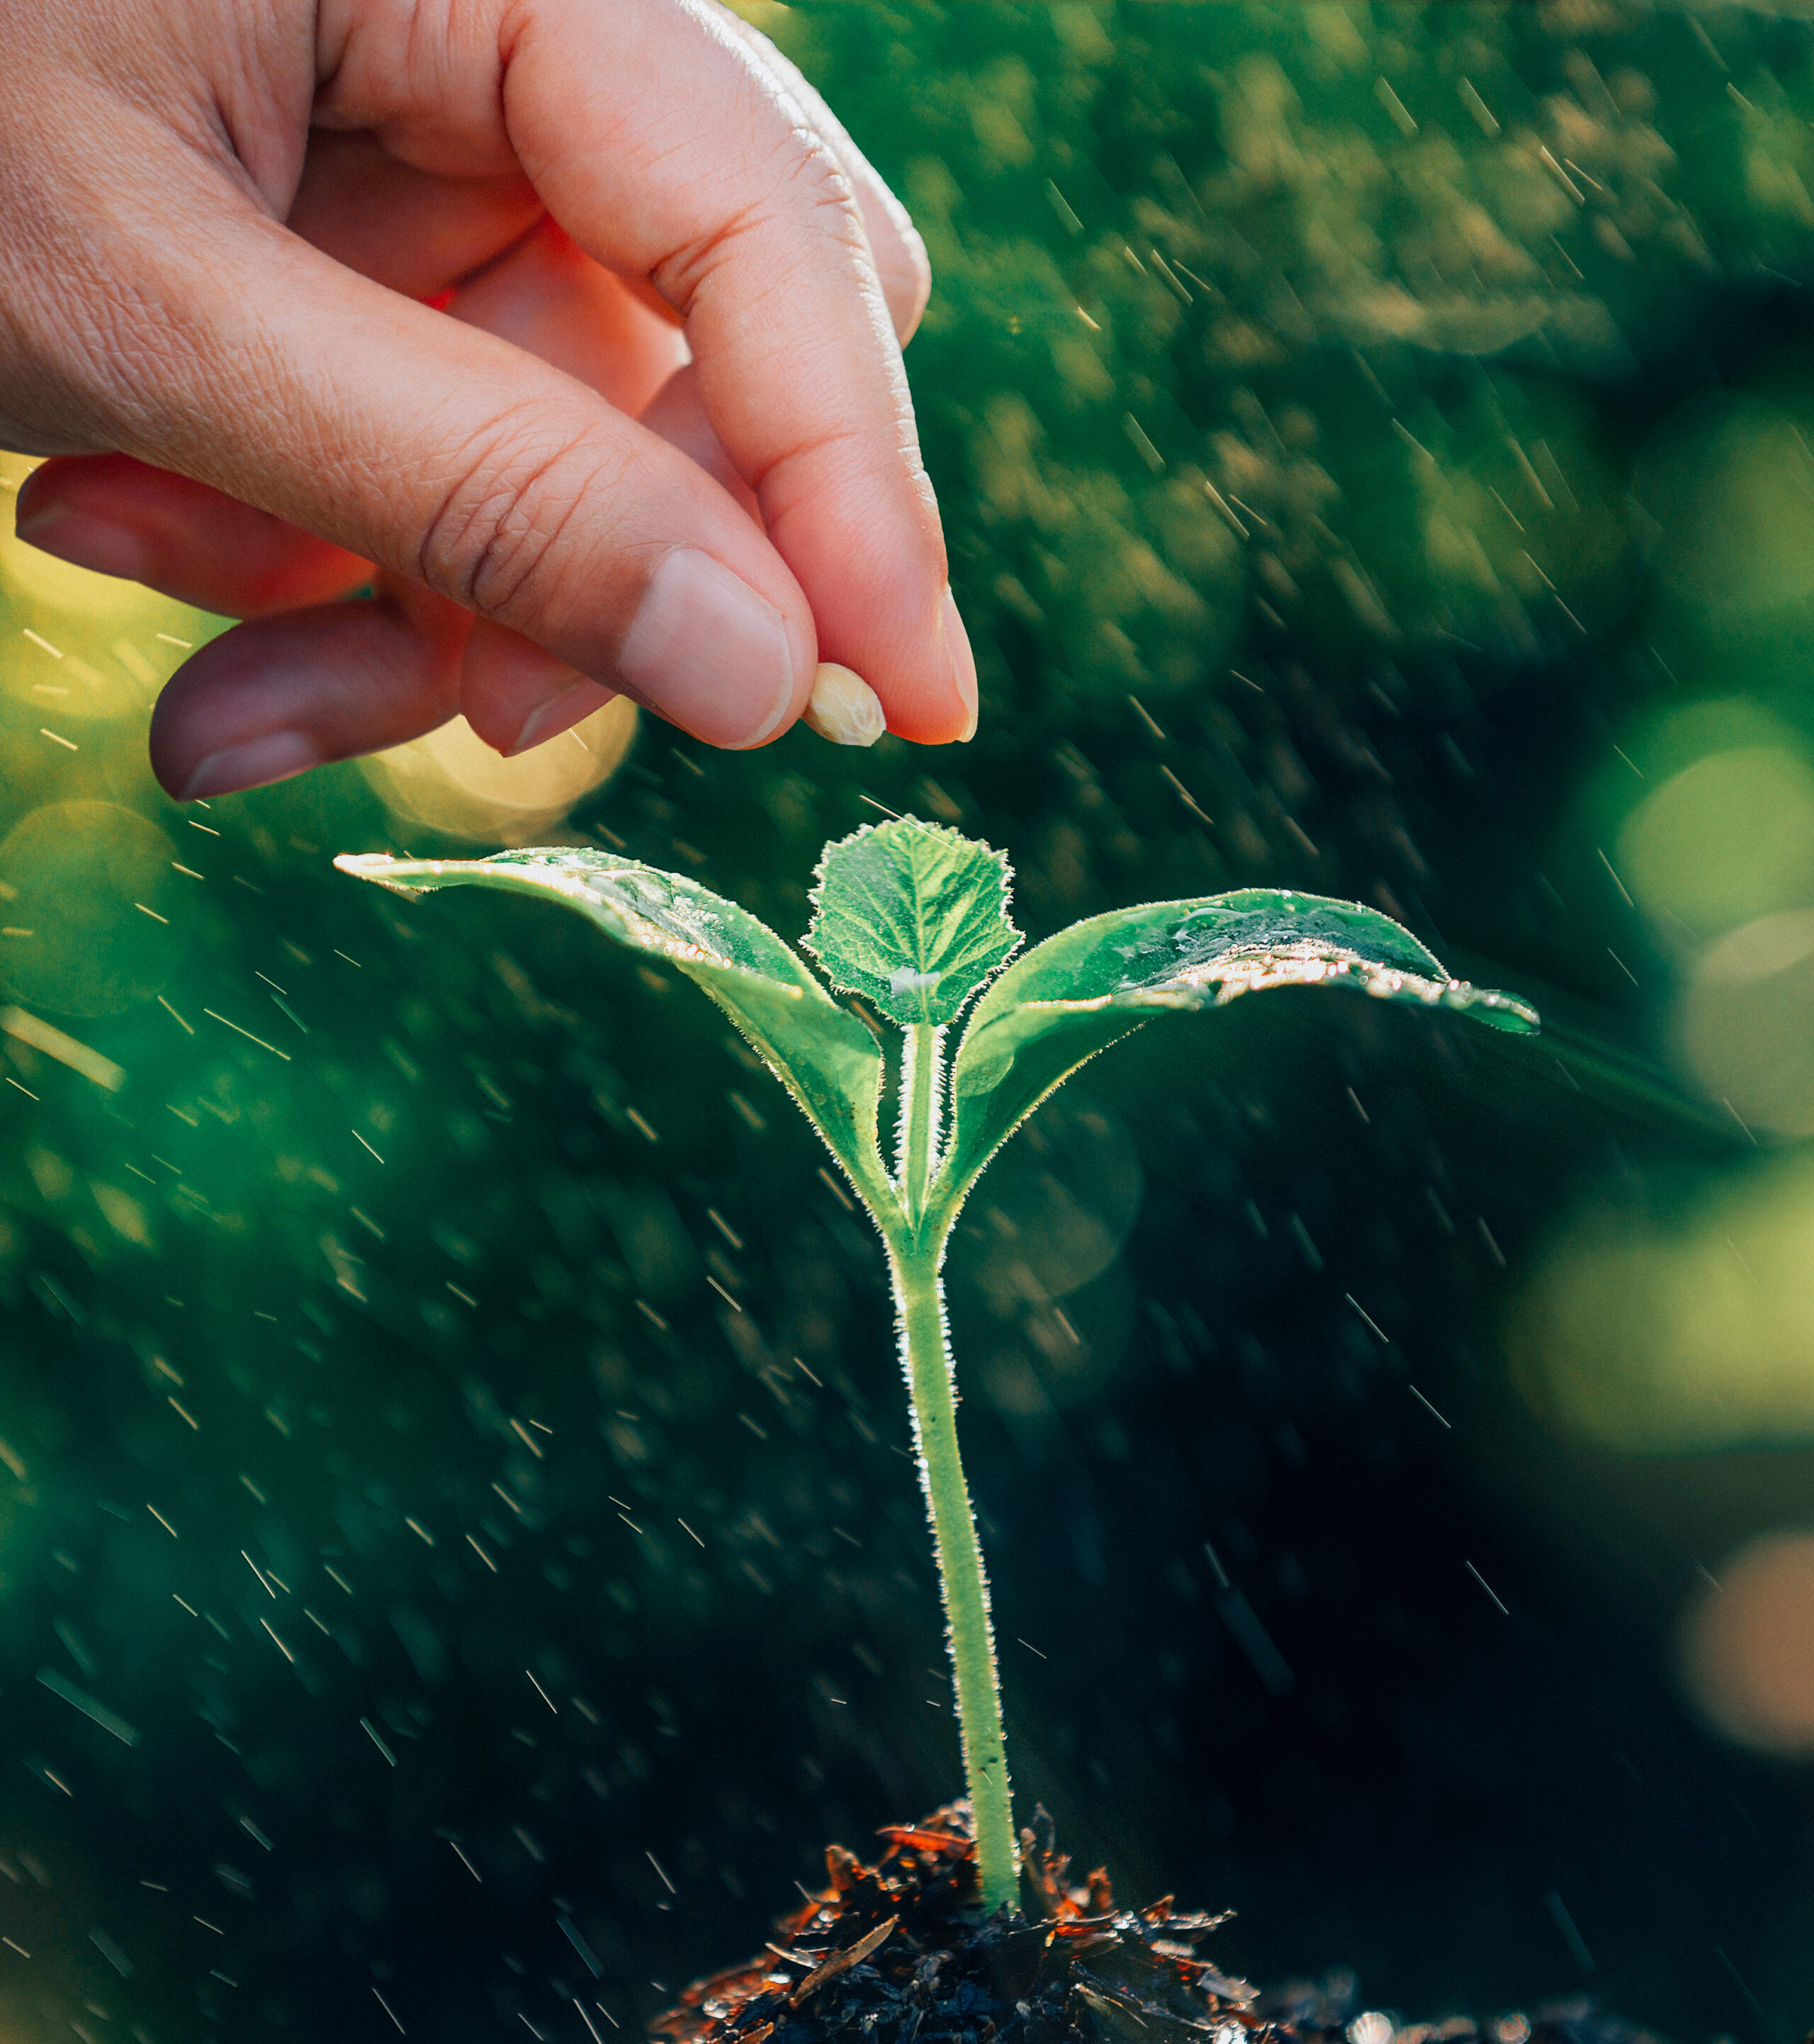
[
  {"x1": 506, "y1": 679, "x2": 615, "y2": 756},
  {"x1": 619, "y1": 548, "x2": 797, "y2": 748},
  {"x1": 178, "y1": 729, "x2": 321, "y2": 800},
  {"x1": 16, "y1": 505, "x2": 150, "y2": 583},
  {"x1": 802, "y1": 663, "x2": 886, "y2": 747},
  {"x1": 942, "y1": 587, "x2": 979, "y2": 741}
]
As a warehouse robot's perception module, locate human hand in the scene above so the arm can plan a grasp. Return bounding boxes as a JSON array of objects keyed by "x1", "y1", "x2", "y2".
[{"x1": 1, "y1": 0, "x2": 974, "y2": 798}]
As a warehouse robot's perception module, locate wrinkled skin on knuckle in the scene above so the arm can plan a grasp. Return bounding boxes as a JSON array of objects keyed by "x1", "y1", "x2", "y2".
[
  {"x1": 653, "y1": 124, "x2": 864, "y2": 315},
  {"x1": 193, "y1": 7, "x2": 315, "y2": 208},
  {"x1": 314, "y1": 0, "x2": 517, "y2": 178},
  {"x1": 415, "y1": 412, "x2": 629, "y2": 636}
]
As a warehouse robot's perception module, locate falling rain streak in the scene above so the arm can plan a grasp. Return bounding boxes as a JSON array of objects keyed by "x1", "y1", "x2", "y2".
[{"x1": 0, "y1": 9, "x2": 1803, "y2": 2041}]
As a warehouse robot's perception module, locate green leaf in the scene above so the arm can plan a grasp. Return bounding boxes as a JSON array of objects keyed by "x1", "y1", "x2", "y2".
[
  {"x1": 937, "y1": 888, "x2": 1538, "y2": 1216},
  {"x1": 804, "y1": 819, "x2": 1020, "y2": 1028},
  {"x1": 336, "y1": 848, "x2": 891, "y2": 1211}
]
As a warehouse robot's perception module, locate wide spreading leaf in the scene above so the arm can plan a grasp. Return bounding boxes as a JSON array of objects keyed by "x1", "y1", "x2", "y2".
[
  {"x1": 804, "y1": 819, "x2": 1020, "y2": 1028},
  {"x1": 336, "y1": 848, "x2": 890, "y2": 1208},
  {"x1": 937, "y1": 889, "x2": 1538, "y2": 1215}
]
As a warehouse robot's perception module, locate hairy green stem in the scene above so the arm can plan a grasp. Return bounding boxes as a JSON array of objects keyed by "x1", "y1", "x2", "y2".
[
  {"x1": 887, "y1": 1224, "x2": 1017, "y2": 1911},
  {"x1": 885, "y1": 1027, "x2": 1014, "y2": 1902},
  {"x1": 896, "y1": 1023, "x2": 943, "y2": 1218}
]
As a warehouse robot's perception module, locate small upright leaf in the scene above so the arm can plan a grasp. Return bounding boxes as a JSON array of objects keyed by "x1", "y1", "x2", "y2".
[
  {"x1": 336, "y1": 848, "x2": 891, "y2": 1211},
  {"x1": 804, "y1": 819, "x2": 1020, "y2": 1028},
  {"x1": 936, "y1": 889, "x2": 1537, "y2": 1218}
]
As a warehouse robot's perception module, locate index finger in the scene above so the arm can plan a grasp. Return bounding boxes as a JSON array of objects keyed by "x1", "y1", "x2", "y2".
[
  {"x1": 702, "y1": 0, "x2": 931, "y2": 343},
  {"x1": 503, "y1": 0, "x2": 974, "y2": 743}
]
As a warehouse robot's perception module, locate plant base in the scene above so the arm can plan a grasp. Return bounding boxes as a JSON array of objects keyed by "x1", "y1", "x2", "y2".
[{"x1": 653, "y1": 1804, "x2": 1664, "y2": 2044}]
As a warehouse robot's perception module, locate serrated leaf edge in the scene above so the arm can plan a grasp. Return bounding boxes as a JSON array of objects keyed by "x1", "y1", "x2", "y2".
[{"x1": 800, "y1": 817, "x2": 1023, "y2": 1020}]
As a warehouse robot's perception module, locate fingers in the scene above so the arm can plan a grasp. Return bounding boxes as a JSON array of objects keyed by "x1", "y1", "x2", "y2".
[
  {"x1": 446, "y1": 215, "x2": 687, "y2": 421},
  {"x1": 147, "y1": 579, "x2": 470, "y2": 799},
  {"x1": 44, "y1": 123, "x2": 821, "y2": 753},
  {"x1": 460, "y1": 362, "x2": 751, "y2": 754},
  {"x1": 18, "y1": 226, "x2": 722, "y2": 777},
  {"x1": 702, "y1": 1, "x2": 931, "y2": 342},
  {"x1": 285, "y1": 129, "x2": 543, "y2": 302},
  {"x1": 461, "y1": 617, "x2": 614, "y2": 755},
  {"x1": 638, "y1": 364, "x2": 758, "y2": 516},
  {"x1": 16, "y1": 454, "x2": 371, "y2": 617},
  {"x1": 502, "y1": 0, "x2": 974, "y2": 741},
  {"x1": 19, "y1": 0, "x2": 969, "y2": 785},
  {"x1": 30, "y1": 361, "x2": 736, "y2": 780},
  {"x1": 140, "y1": 571, "x2": 611, "y2": 793},
  {"x1": 16, "y1": 228, "x2": 693, "y2": 626}
]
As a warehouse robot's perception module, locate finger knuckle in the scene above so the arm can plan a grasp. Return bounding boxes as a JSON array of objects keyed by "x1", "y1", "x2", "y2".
[
  {"x1": 655, "y1": 128, "x2": 864, "y2": 310},
  {"x1": 415, "y1": 412, "x2": 602, "y2": 621},
  {"x1": 784, "y1": 133, "x2": 869, "y2": 252}
]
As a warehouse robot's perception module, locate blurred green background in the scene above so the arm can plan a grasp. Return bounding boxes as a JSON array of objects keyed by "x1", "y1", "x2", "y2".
[{"x1": 4, "y1": 4, "x2": 1814, "y2": 2039}]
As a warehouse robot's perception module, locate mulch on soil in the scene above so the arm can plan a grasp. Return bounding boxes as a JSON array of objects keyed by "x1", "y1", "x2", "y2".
[{"x1": 653, "y1": 1804, "x2": 1667, "y2": 2044}]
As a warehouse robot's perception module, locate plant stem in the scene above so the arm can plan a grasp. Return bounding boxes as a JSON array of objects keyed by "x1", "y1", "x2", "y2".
[
  {"x1": 896, "y1": 1023, "x2": 942, "y2": 1218},
  {"x1": 886, "y1": 1225, "x2": 1018, "y2": 1912}
]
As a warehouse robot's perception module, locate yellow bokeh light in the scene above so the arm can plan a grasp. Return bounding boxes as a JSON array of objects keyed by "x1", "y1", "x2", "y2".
[
  {"x1": 1507, "y1": 1152, "x2": 1814, "y2": 1454},
  {"x1": 0, "y1": 522, "x2": 163, "y2": 632},
  {"x1": 1617, "y1": 743, "x2": 1814, "y2": 938},
  {"x1": 1674, "y1": 909, "x2": 1814, "y2": 1136},
  {"x1": 1635, "y1": 393, "x2": 1814, "y2": 630},
  {"x1": 0, "y1": 451, "x2": 222, "y2": 725},
  {"x1": 361, "y1": 697, "x2": 639, "y2": 845}
]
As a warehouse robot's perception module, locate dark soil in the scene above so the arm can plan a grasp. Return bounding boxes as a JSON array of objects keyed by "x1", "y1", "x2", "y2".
[{"x1": 653, "y1": 1806, "x2": 1666, "y2": 2044}]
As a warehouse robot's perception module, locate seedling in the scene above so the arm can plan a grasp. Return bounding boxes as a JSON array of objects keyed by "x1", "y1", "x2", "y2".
[{"x1": 337, "y1": 820, "x2": 1535, "y2": 1914}]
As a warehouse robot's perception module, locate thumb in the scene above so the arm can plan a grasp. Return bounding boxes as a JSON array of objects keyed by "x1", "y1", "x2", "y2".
[{"x1": 83, "y1": 191, "x2": 818, "y2": 751}]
